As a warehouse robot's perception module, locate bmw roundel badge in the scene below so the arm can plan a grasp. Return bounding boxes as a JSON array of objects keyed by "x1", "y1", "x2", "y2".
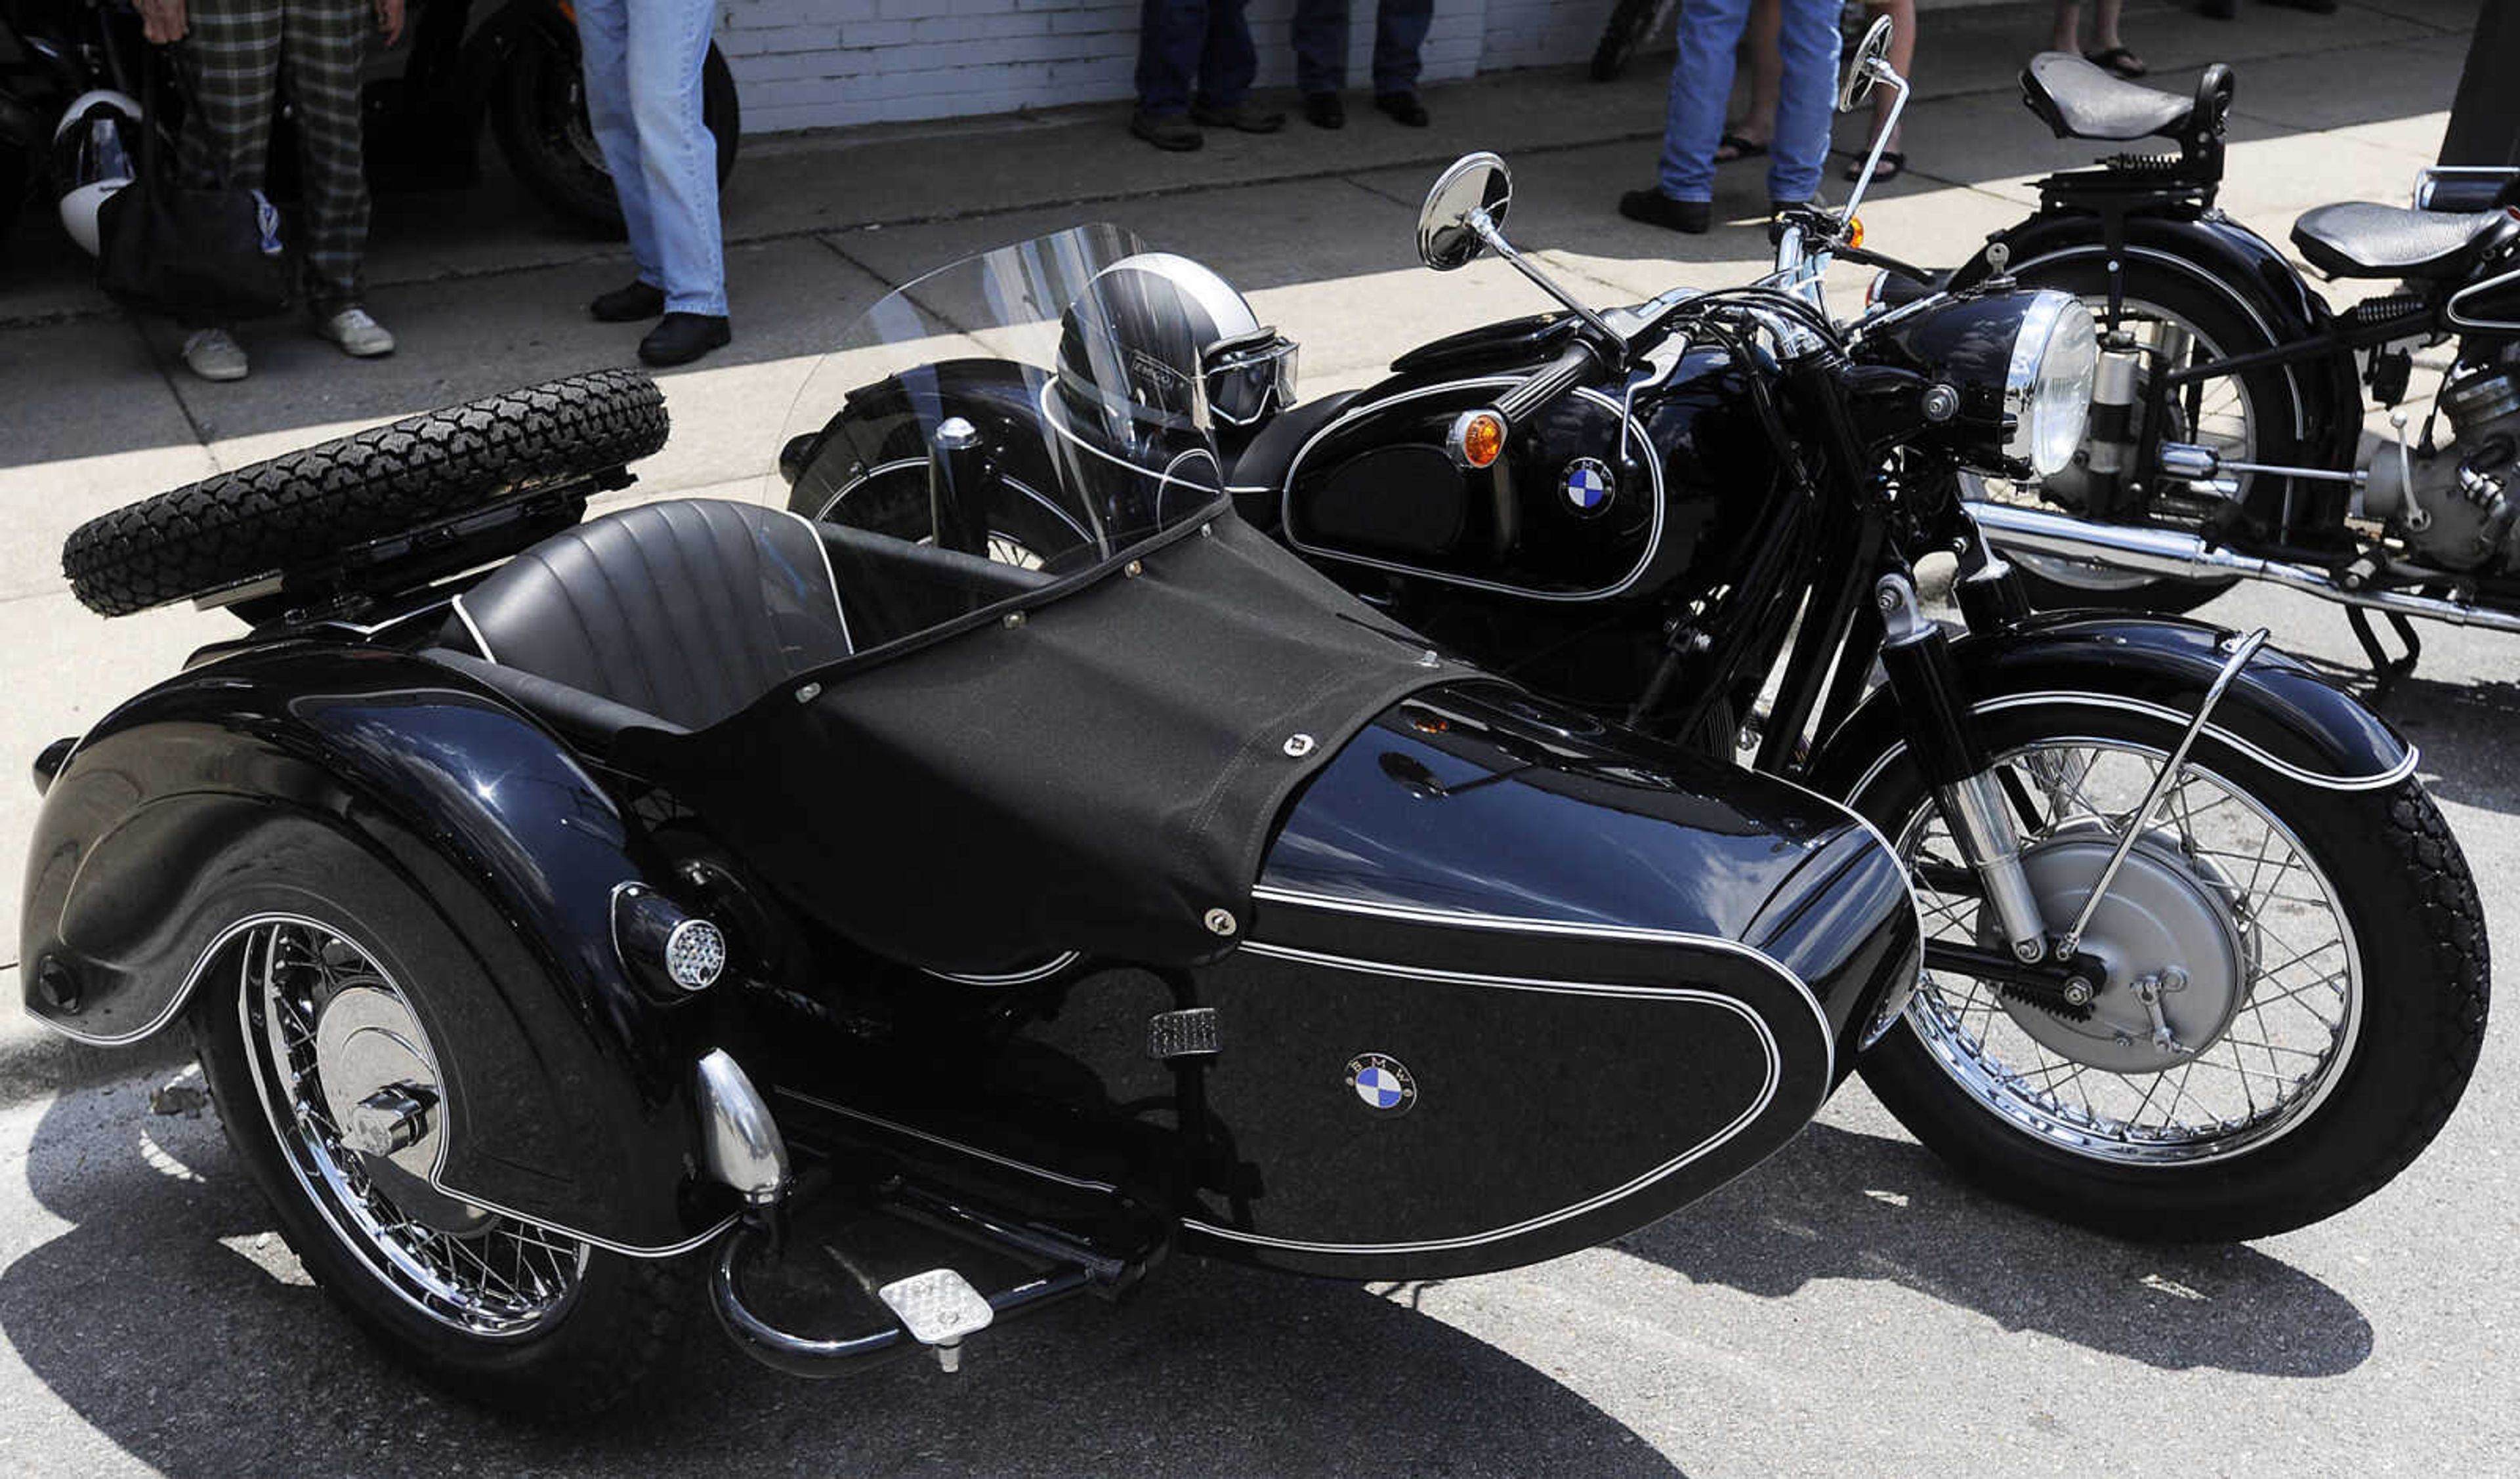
[
  {"x1": 1561, "y1": 457, "x2": 1615, "y2": 516},
  {"x1": 1345, "y1": 1052, "x2": 1418, "y2": 1115}
]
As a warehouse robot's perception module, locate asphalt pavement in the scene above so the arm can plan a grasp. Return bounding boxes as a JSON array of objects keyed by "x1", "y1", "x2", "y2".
[{"x1": 0, "y1": 1, "x2": 2510, "y2": 1474}]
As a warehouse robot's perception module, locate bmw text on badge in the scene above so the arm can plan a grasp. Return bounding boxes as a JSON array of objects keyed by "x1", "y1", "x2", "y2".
[{"x1": 1345, "y1": 1053, "x2": 1419, "y2": 1115}]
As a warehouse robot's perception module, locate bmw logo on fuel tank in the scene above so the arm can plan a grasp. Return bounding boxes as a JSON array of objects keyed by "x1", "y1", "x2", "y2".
[
  {"x1": 1345, "y1": 1052, "x2": 1418, "y2": 1114},
  {"x1": 1561, "y1": 457, "x2": 1615, "y2": 516}
]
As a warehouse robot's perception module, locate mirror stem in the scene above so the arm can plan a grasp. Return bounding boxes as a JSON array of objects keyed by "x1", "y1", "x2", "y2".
[
  {"x1": 1838, "y1": 68, "x2": 1911, "y2": 227},
  {"x1": 1467, "y1": 211, "x2": 1628, "y2": 350}
]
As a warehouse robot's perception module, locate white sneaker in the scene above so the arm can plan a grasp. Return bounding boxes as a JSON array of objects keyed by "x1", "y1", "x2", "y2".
[
  {"x1": 181, "y1": 328, "x2": 249, "y2": 383},
  {"x1": 318, "y1": 306, "x2": 396, "y2": 358}
]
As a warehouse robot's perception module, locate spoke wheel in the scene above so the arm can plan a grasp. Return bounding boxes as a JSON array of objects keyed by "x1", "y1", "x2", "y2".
[
  {"x1": 1896, "y1": 740, "x2": 2359, "y2": 1165},
  {"x1": 238, "y1": 917, "x2": 588, "y2": 1337}
]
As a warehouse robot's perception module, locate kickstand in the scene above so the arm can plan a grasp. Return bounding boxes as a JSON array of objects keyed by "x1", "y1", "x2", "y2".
[{"x1": 2345, "y1": 606, "x2": 2422, "y2": 703}]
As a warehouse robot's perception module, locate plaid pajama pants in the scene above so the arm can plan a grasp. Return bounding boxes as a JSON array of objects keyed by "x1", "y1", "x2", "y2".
[{"x1": 177, "y1": 0, "x2": 371, "y2": 312}]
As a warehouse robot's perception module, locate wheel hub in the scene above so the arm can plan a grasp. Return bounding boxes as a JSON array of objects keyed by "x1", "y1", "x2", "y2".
[
  {"x1": 1986, "y1": 825, "x2": 2250, "y2": 1072},
  {"x1": 310, "y1": 984, "x2": 490, "y2": 1236}
]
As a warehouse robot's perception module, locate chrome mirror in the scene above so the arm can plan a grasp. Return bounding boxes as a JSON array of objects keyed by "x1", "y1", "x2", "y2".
[
  {"x1": 1418, "y1": 152, "x2": 1513, "y2": 272},
  {"x1": 1839, "y1": 13, "x2": 1895, "y2": 114}
]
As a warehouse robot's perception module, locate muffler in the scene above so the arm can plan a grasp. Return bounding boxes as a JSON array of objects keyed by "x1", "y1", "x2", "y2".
[{"x1": 1969, "y1": 500, "x2": 2520, "y2": 636}]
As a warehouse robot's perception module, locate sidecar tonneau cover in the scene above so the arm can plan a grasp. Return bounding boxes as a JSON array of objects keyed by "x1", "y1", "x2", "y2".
[{"x1": 623, "y1": 515, "x2": 1476, "y2": 976}]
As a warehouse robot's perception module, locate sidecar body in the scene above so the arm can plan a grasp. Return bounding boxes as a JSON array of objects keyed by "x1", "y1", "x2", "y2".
[{"x1": 23, "y1": 228, "x2": 1919, "y2": 1400}]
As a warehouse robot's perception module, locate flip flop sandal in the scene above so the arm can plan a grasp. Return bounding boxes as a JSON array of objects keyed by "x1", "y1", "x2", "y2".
[
  {"x1": 2084, "y1": 46, "x2": 2149, "y2": 79},
  {"x1": 1715, "y1": 131, "x2": 1769, "y2": 163},
  {"x1": 1843, "y1": 150, "x2": 1904, "y2": 183}
]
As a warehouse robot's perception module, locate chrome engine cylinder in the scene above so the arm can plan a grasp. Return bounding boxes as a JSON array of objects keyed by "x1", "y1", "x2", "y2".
[{"x1": 2362, "y1": 365, "x2": 2520, "y2": 572}]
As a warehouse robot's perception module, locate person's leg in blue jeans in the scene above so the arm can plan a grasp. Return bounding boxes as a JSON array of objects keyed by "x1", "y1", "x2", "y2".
[
  {"x1": 1192, "y1": 0, "x2": 1281, "y2": 130},
  {"x1": 1618, "y1": 0, "x2": 1748, "y2": 232},
  {"x1": 1291, "y1": 0, "x2": 1345, "y2": 102},
  {"x1": 1133, "y1": 0, "x2": 1211, "y2": 147},
  {"x1": 1370, "y1": 0, "x2": 1433, "y2": 123},
  {"x1": 579, "y1": 0, "x2": 728, "y2": 363},
  {"x1": 1766, "y1": 0, "x2": 1837, "y2": 205}
]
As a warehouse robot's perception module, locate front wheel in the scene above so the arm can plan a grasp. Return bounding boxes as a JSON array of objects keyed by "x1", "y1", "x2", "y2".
[{"x1": 1841, "y1": 697, "x2": 2487, "y2": 1241}]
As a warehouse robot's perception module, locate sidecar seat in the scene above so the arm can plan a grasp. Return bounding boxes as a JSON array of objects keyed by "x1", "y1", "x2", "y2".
[{"x1": 448, "y1": 498, "x2": 855, "y2": 732}]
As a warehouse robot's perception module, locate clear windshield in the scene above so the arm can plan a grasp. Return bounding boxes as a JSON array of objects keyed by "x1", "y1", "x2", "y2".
[{"x1": 769, "y1": 225, "x2": 1229, "y2": 663}]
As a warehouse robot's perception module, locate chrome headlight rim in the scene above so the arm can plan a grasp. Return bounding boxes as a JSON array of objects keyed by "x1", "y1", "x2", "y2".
[{"x1": 2002, "y1": 290, "x2": 2099, "y2": 480}]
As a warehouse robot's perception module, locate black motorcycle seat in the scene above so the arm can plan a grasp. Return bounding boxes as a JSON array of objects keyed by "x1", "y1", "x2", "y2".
[
  {"x1": 2290, "y1": 201, "x2": 2517, "y2": 280},
  {"x1": 451, "y1": 498, "x2": 855, "y2": 732},
  {"x1": 1225, "y1": 390, "x2": 1358, "y2": 530},
  {"x1": 2020, "y1": 51, "x2": 2197, "y2": 142}
]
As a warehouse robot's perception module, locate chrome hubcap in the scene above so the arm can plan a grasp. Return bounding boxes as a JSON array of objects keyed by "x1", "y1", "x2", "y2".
[
  {"x1": 1897, "y1": 739, "x2": 2361, "y2": 1165},
  {"x1": 238, "y1": 917, "x2": 587, "y2": 1337}
]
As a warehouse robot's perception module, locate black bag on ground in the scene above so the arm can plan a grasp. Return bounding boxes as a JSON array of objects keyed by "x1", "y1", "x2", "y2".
[{"x1": 95, "y1": 58, "x2": 290, "y2": 321}]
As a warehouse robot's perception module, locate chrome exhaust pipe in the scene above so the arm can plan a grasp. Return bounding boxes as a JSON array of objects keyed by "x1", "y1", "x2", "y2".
[{"x1": 1970, "y1": 500, "x2": 2520, "y2": 636}]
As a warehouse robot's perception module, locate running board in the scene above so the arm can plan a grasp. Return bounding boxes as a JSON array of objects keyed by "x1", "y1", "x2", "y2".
[
  {"x1": 709, "y1": 1174, "x2": 1152, "y2": 1379},
  {"x1": 1970, "y1": 500, "x2": 2520, "y2": 636}
]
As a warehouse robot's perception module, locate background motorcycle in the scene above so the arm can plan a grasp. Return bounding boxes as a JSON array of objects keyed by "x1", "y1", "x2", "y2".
[
  {"x1": 786, "y1": 23, "x2": 2490, "y2": 1244},
  {"x1": 1924, "y1": 52, "x2": 2520, "y2": 694},
  {"x1": 0, "y1": 0, "x2": 736, "y2": 245}
]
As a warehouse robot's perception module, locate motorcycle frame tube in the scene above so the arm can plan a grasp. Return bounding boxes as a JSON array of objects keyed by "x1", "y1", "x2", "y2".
[{"x1": 19, "y1": 643, "x2": 734, "y2": 1254}]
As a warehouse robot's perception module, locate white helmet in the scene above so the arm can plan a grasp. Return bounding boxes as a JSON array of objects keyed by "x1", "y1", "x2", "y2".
[
  {"x1": 52, "y1": 89, "x2": 142, "y2": 257},
  {"x1": 1099, "y1": 252, "x2": 1297, "y2": 428}
]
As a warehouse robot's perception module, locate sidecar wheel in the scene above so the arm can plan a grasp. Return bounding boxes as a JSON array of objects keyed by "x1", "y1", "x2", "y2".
[
  {"x1": 1843, "y1": 703, "x2": 2487, "y2": 1241},
  {"x1": 194, "y1": 902, "x2": 691, "y2": 1418}
]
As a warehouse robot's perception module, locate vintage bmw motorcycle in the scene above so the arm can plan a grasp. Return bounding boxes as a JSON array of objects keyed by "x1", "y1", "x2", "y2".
[
  {"x1": 784, "y1": 25, "x2": 2487, "y2": 1256},
  {"x1": 1913, "y1": 52, "x2": 2520, "y2": 690},
  {"x1": 32, "y1": 238, "x2": 1933, "y2": 1414}
]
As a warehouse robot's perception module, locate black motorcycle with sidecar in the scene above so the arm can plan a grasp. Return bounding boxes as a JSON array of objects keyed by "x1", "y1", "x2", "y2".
[
  {"x1": 781, "y1": 26, "x2": 2489, "y2": 1257},
  {"x1": 30, "y1": 237, "x2": 1926, "y2": 1415}
]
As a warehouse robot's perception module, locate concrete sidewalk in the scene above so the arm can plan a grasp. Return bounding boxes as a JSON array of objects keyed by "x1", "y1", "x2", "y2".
[{"x1": 0, "y1": 0, "x2": 2477, "y2": 1066}]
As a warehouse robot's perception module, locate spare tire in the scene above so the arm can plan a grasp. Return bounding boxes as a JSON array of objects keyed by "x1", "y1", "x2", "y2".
[{"x1": 63, "y1": 368, "x2": 669, "y2": 617}]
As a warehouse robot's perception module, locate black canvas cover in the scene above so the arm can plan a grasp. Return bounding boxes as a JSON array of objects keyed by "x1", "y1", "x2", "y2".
[{"x1": 635, "y1": 516, "x2": 1473, "y2": 975}]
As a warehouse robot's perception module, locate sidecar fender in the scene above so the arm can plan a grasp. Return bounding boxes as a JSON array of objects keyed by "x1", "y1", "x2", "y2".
[
  {"x1": 1813, "y1": 612, "x2": 2416, "y2": 797},
  {"x1": 20, "y1": 644, "x2": 734, "y2": 1255}
]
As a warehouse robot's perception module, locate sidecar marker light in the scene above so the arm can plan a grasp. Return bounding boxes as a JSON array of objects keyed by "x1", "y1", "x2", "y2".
[{"x1": 1449, "y1": 409, "x2": 1506, "y2": 469}]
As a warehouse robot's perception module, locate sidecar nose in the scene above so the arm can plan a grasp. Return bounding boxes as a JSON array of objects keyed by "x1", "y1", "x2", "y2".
[{"x1": 1254, "y1": 680, "x2": 1919, "y2": 1064}]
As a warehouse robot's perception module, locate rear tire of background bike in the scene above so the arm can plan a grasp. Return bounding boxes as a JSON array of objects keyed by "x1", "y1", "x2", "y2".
[
  {"x1": 492, "y1": 35, "x2": 741, "y2": 237},
  {"x1": 61, "y1": 369, "x2": 667, "y2": 617},
  {"x1": 1842, "y1": 697, "x2": 2488, "y2": 1242},
  {"x1": 1589, "y1": 0, "x2": 1666, "y2": 79},
  {"x1": 1992, "y1": 259, "x2": 2311, "y2": 617}
]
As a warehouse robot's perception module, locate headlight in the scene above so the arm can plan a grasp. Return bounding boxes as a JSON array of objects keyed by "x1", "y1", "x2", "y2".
[
  {"x1": 1855, "y1": 287, "x2": 2099, "y2": 480},
  {"x1": 2005, "y1": 291, "x2": 2099, "y2": 479}
]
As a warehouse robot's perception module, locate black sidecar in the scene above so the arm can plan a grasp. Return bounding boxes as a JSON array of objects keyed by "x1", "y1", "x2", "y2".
[{"x1": 23, "y1": 230, "x2": 1918, "y2": 1415}]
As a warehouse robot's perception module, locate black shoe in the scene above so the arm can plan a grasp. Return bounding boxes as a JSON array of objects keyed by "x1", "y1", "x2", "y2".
[
  {"x1": 590, "y1": 280, "x2": 665, "y2": 323},
  {"x1": 1618, "y1": 188, "x2": 1711, "y2": 234},
  {"x1": 2199, "y1": 0, "x2": 2235, "y2": 16},
  {"x1": 1190, "y1": 98, "x2": 1285, "y2": 133},
  {"x1": 1374, "y1": 91, "x2": 1430, "y2": 127},
  {"x1": 1303, "y1": 92, "x2": 1345, "y2": 129},
  {"x1": 639, "y1": 312, "x2": 731, "y2": 367},
  {"x1": 1131, "y1": 108, "x2": 1204, "y2": 151}
]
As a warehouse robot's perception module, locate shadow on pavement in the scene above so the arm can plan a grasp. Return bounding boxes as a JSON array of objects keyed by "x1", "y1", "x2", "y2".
[
  {"x1": 1619, "y1": 1121, "x2": 2372, "y2": 1379},
  {"x1": 0, "y1": 1064, "x2": 1681, "y2": 1478}
]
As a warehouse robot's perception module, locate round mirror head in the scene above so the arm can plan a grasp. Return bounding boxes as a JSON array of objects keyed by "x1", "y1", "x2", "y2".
[
  {"x1": 1839, "y1": 13, "x2": 1895, "y2": 113},
  {"x1": 1418, "y1": 152, "x2": 1513, "y2": 272}
]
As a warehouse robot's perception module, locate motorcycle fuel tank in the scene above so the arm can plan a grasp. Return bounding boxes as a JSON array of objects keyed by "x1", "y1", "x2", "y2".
[{"x1": 1279, "y1": 345, "x2": 1788, "y2": 606}]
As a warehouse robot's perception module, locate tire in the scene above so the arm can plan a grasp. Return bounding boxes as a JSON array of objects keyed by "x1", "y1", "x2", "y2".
[
  {"x1": 190, "y1": 823, "x2": 691, "y2": 1417},
  {"x1": 492, "y1": 33, "x2": 741, "y2": 238},
  {"x1": 61, "y1": 369, "x2": 667, "y2": 617},
  {"x1": 1980, "y1": 259, "x2": 2316, "y2": 615},
  {"x1": 1589, "y1": 0, "x2": 1673, "y2": 81},
  {"x1": 1838, "y1": 694, "x2": 2487, "y2": 1241}
]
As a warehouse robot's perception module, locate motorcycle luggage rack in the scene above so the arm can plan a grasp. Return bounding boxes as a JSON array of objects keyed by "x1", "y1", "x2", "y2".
[{"x1": 711, "y1": 1164, "x2": 1158, "y2": 1379}]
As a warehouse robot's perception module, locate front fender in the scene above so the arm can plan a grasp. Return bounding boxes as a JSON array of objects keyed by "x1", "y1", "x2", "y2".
[
  {"x1": 20, "y1": 644, "x2": 732, "y2": 1255},
  {"x1": 1812, "y1": 612, "x2": 2415, "y2": 796}
]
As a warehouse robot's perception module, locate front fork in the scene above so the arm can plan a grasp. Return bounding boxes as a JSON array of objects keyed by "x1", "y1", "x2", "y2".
[{"x1": 1874, "y1": 573, "x2": 2053, "y2": 966}]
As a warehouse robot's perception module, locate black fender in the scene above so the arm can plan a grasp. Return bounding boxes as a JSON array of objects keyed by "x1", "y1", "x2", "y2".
[
  {"x1": 1951, "y1": 209, "x2": 2364, "y2": 470},
  {"x1": 1811, "y1": 611, "x2": 2415, "y2": 798},
  {"x1": 19, "y1": 643, "x2": 736, "y2": 1255}
]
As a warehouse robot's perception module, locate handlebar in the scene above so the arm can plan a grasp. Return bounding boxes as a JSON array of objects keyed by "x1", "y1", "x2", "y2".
[{"x1": 1494, "y1": 337, "x2": 1603, "y2": 425}]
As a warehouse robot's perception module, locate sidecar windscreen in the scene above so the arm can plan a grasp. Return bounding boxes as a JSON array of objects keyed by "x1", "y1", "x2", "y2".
[{"x1": 775, "y1": 224, "x2": 1230, "y2": 660}]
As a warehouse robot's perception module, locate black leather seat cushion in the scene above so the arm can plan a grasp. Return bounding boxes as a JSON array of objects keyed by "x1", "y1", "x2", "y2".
[
  {"x1": 2291, "y1": 202, "x2": 2514, "y2": 280},
  {"x1": 455, "y1": 498, "x2": 854, "y2": 731},
  {"x1": 1223, "y1": 390, "x2": 1358, "y2": 530},
  {"x1": 2021, "y1": 52, "x2": 2195, "y2": 142}
]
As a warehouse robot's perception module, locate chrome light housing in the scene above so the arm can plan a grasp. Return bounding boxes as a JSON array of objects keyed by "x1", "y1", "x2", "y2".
[{"x1": 2004, "y1": 290, "x2": 2100, "y2": 479}]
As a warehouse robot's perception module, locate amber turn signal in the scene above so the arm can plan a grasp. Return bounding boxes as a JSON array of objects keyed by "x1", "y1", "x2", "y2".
[
  {"x1": 1845, "y1": 215, "x2": 1864, "y2": 250},
  {"x1": 1448, "y1": 409, "x2": 1507, "y2": 470}
]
